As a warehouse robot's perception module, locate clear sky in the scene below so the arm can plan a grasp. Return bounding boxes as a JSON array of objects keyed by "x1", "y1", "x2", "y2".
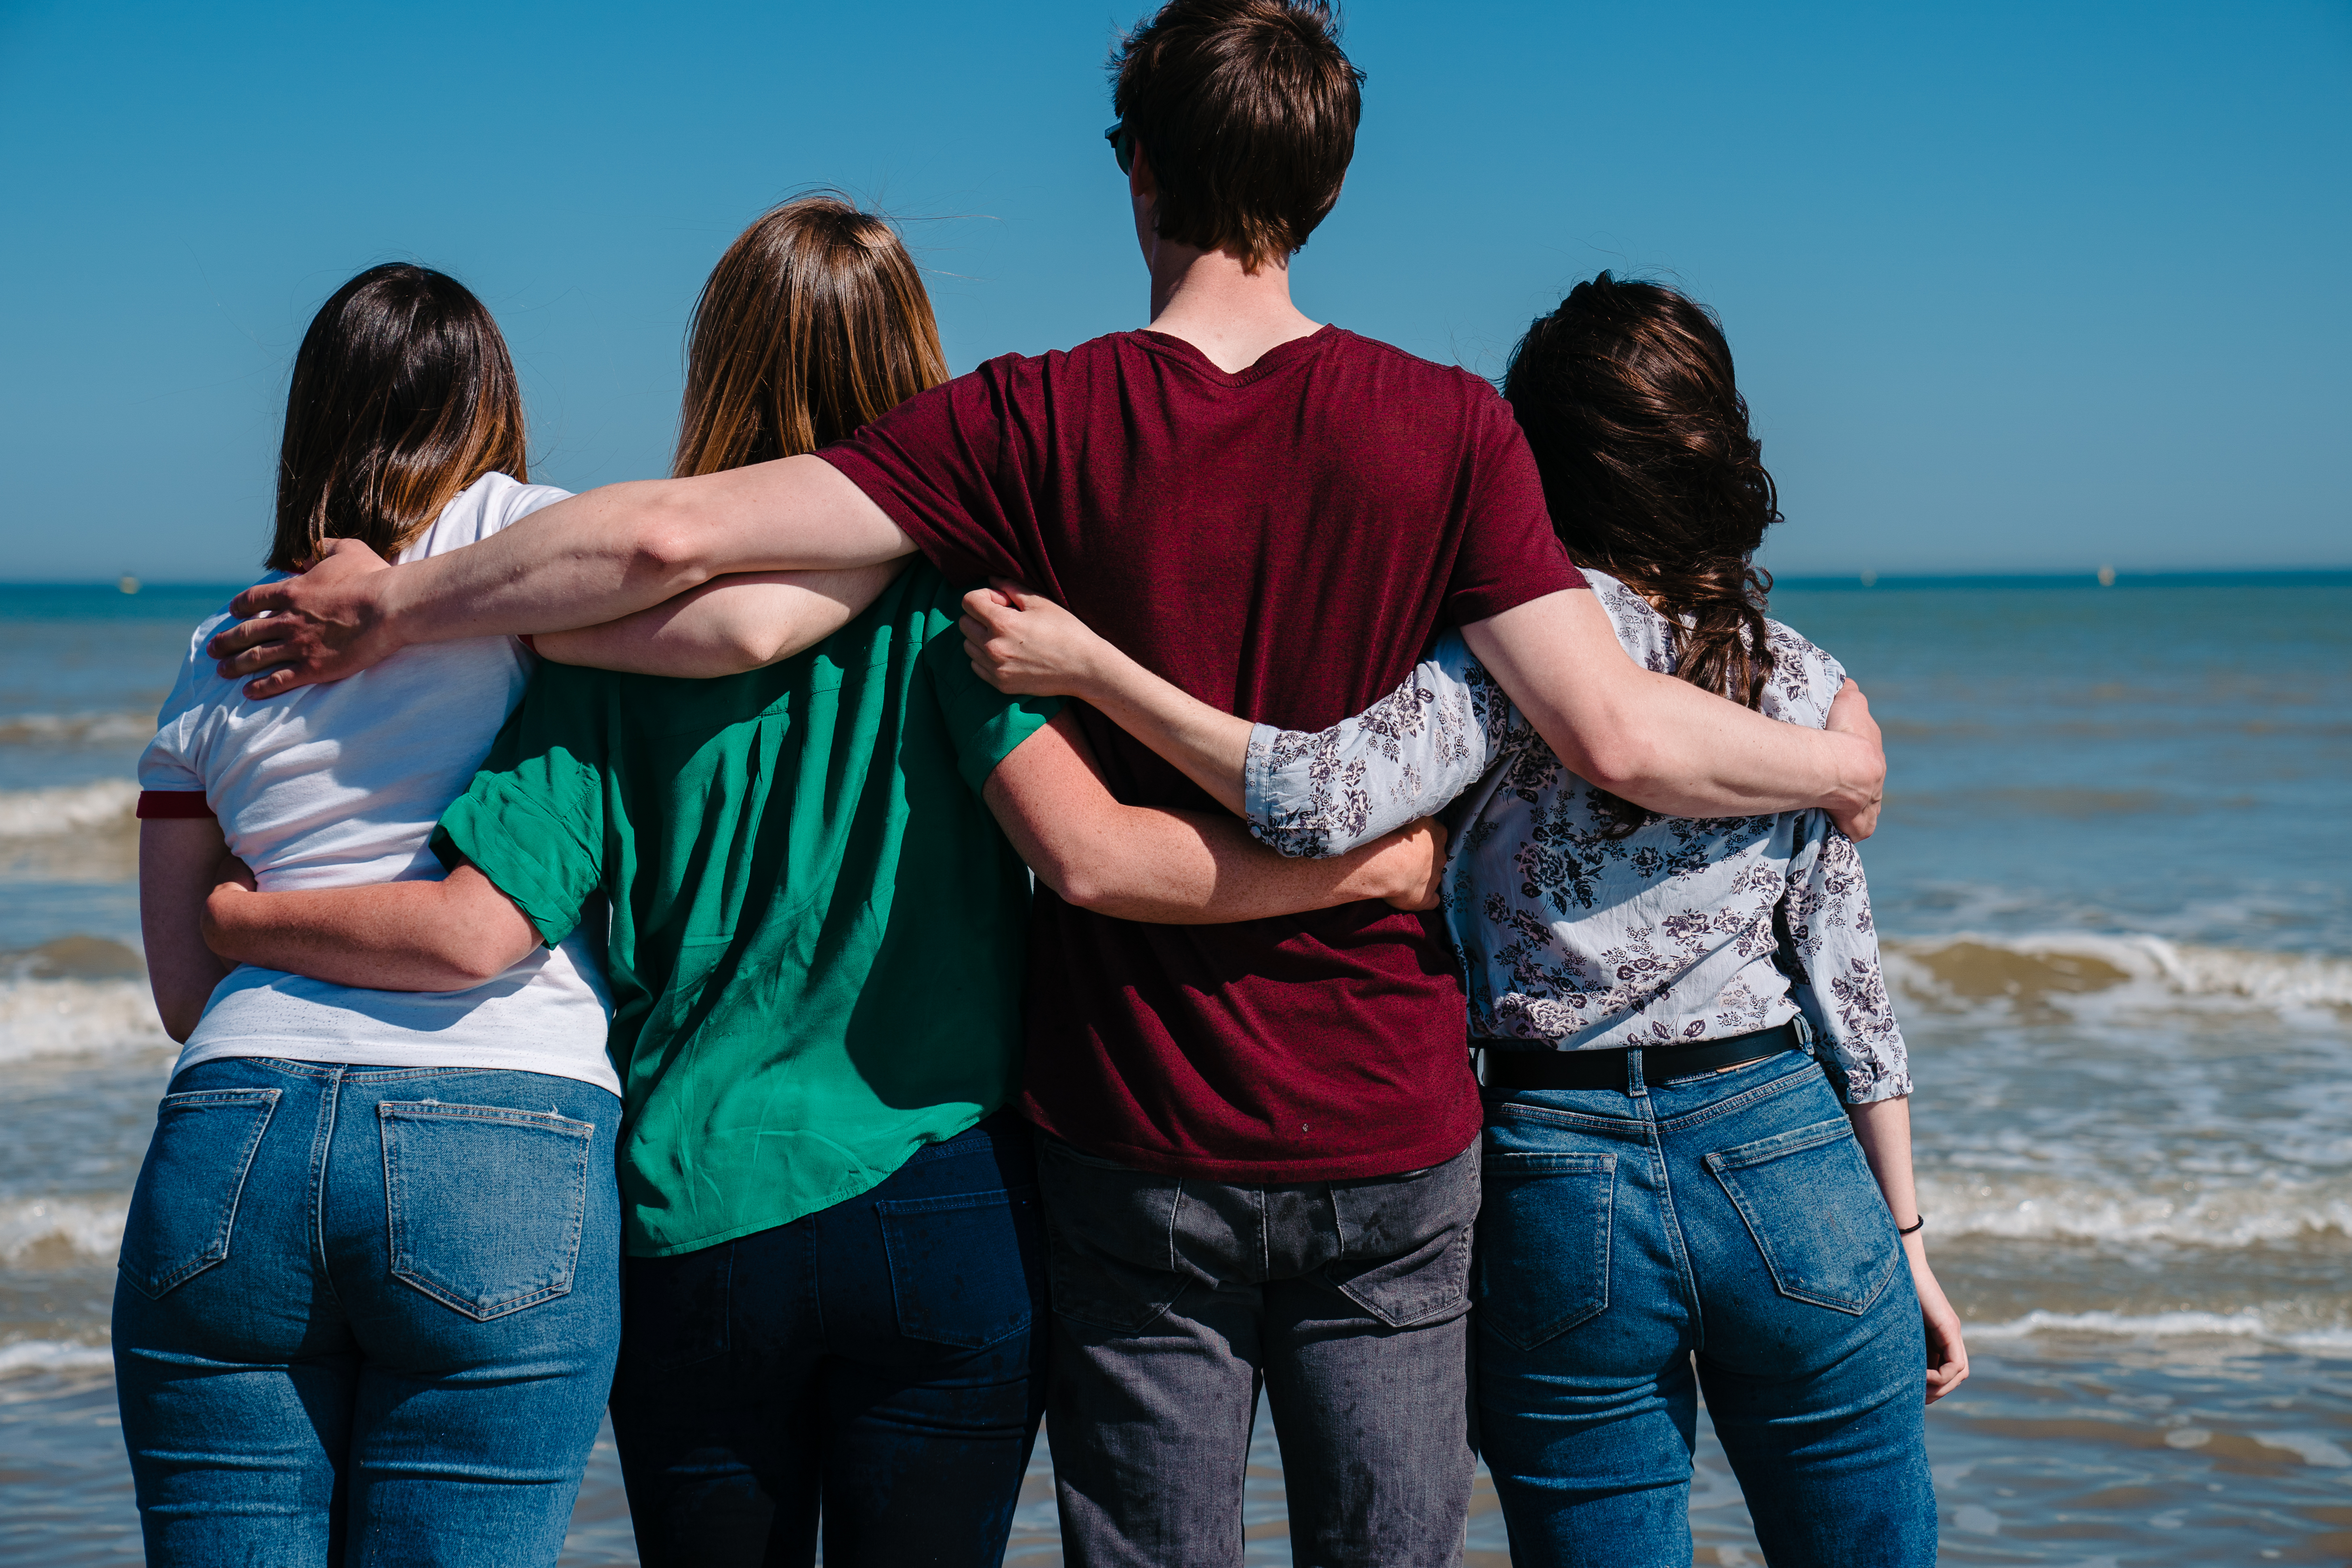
[{"x1": 2, "y1": 0, "x2": 2345, "y2": 582}]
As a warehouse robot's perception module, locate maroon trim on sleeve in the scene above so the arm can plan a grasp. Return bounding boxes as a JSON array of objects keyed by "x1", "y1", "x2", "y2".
[
  {"x1": 136, "y1": 790, "x2": 216, "y2": 820},
  {"x1": 517, "y1": 633, "x2": 538, "y2": 654}
]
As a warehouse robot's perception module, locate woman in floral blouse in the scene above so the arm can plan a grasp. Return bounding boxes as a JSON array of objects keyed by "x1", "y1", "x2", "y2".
[{"x1": 959, "y1": 274, "x2": 1965, "y2": 1566}]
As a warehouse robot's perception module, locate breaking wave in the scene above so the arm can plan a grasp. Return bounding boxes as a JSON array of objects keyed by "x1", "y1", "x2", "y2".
[
  {"x1": 0, "y1": 710, "x2": 152, "y2": 748},
  {"x1": 1920, "y1": 1169, "x2": 2352, "y2": 1247},
  {"x1": 1971, "y1": 1308, "x2": 2352, "y2": 1353},
  {"x1": 0, "y1": 780, "x2": 139, "y2": 840},
  {"x1": 0, "y1": 1197, "x2": 126, "y2": 1265},
  {"x1": 0, "y1": 1339, "x2": 114, "y2": 1378},
  {"x1": 1884, "y1": 931, "x2": 2352, "y2": 1015},
  {"x1": 0, "y1": 975, "x2": 166, "y2": 1062}
]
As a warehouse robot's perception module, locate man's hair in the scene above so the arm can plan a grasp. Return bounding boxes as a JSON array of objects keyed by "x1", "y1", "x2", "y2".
[
  {"x1": 1110, "y1": 0, "x2": 1362, "y2": 271},
  {"x1": 270, "y1": 264, "x2": 527, "y2": 572},
  {"x1": 673, "y1": 193, "x2": 949, "y2": 477}
]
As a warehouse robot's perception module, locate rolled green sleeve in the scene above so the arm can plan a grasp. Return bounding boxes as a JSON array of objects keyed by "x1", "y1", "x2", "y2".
[
  {"x1": 430, "y1": 670, "x2": 612, "y2": 948},
  {"x1": 918, "y1": 613, "x2": 1062, "y2": 793}
]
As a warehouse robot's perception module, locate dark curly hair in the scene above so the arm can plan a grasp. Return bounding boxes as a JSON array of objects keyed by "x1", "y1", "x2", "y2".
[{"x1": 1503, "y1": 273, "x2": 1784, "y2": 830}]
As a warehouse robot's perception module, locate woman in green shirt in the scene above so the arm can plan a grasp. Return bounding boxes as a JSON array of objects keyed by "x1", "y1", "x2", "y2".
[{"x1": 204, "y1": 196, "x2": 1446, "y2": 1567}]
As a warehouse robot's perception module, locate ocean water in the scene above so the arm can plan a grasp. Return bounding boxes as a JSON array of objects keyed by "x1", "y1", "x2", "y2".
[{"x1": 1, "y1": 572, "x2": 2348, "y2": 1564}]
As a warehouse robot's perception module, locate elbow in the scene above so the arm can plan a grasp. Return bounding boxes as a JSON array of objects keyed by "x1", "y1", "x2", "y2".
[
  {"x1": 628, "y1": 489, "x2": 722, "y2": 591},
  {"x1": 1029, "y1": 847, "x2": 1114, "y2": 914},
  {"x1": 1574, "y1": 729, "x2": 1658, "y2": 801},
  {"x1": 433, "y1": 940, "x2": 523, "y2": 990}
]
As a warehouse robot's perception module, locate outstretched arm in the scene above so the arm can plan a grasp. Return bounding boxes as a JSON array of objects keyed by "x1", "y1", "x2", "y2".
[
  {"x1": 209, "y1": 455, "x2": 915, "y2": 697},
  {"x1": 141, "y1": 818, "x2": 238, "y2": 1041},
  {"x1": 981, "y1": 713, "x2": 1446, "y2": 922},
  {"x1": 1461, "y1": 589, "x2": 1885, "y2": 838},
  {"x1": 537, "y1": 562, "x2": 907, "y2": 677},
  {"x1": 202, "y1": 864, "x2": 542, "y2": 992}
]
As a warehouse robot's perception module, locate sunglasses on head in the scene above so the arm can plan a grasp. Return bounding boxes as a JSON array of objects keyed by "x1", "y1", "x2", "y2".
[{"x1": 1103, "y1": 122, "x2": 1137, "y2": 177}]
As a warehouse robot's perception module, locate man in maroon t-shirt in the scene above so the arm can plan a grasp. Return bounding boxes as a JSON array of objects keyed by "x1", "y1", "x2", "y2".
[{"x1": 212, "y1": 2, "x2": 1885, "y2": 1555}]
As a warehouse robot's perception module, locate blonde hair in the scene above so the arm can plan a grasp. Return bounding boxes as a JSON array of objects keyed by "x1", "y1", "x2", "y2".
[{"x1": 673, "y1": 194, "x2": 950, "y2": 476}]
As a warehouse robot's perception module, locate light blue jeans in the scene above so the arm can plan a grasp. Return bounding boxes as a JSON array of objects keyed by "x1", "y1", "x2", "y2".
[
  {"x1": 1474, "y1": 1047, "x2": 1935, "y2": 1566},
  {"x1": 111, "y1": 1057, "x2": 623, "y2": 1567}
]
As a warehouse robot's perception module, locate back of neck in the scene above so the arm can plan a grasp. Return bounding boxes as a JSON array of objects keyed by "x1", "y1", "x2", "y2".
[{"x1": 1144, "y1": 245, "x2": 1322, "y2": 374}]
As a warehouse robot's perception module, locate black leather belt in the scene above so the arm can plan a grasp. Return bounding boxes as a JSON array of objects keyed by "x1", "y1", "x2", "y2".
[{"x1": 1480, "y1": 1022, "x2": 1804, "y2": 1092}]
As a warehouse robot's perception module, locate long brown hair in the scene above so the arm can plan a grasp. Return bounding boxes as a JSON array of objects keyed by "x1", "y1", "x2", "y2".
[
  {"x1": 673, "y1": 194, "x2": 950, "y2": 477},
  {"x1": 1505, "y1": 272, "x2": 1782, "y2": 704},
  {"x1": 1503, "y1": 274, "x2": 1783, "y2": 831},
  {"x1": 270, "y1": 263, "x2": 526, "y2": 571}
]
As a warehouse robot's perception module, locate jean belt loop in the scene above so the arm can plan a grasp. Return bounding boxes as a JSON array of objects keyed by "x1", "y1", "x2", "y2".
[{"x1": 1626, "y1": 1045, "x2": 1648, "y2": 1098}]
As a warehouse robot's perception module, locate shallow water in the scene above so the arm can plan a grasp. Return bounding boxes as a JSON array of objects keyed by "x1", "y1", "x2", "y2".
[{"x1": 1, "y1": 572, "x2": 2347, "y2": 1562}]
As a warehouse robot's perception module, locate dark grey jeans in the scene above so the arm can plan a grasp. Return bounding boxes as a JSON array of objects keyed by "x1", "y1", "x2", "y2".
[{"x1": 1035, "y1": 1135, "x2": 1480, "y2": 1568}]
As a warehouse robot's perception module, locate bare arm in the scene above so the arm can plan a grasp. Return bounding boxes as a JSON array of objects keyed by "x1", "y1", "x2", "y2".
[
  {"x1": 962, "y1": 582, "x2": 1253, "y2": 814},
  {"x1": 1461, "y1": 589, "x2": 1885, "y2": 839},
  {"x1": 202, "y1": 864, "x2": 542, "y2": 992},
  {"x1": 536, "y1": 562, "x2": 907, "y2": 677},
  {"x1": 208, "y1": 456, "x2": 915, "y2": 697},
  {"x1": 1847, "y1": 1096, "x2": 1969, "y2": 1403},
  {"x1": 141, "y1": 818, "x2": 237, "y2": 1042},
  {"x1": 981, "y1": 713, "x2": 1445, "y2": 922}
]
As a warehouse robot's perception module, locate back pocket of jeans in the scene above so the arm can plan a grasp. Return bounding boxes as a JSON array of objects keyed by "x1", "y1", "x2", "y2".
[
  {"x1": 876, "y1": 1186, "x2": 1043, "y2": 1350},
  {"x1": 118, "y1": 1088, "x2": 280, "y2": 1300},
  {"x1": 1474, "y1": 1149, "x2": 1614, "y2": 1349},
  {"x1": 1705, "y1": 1118, "x2": 1897, "y2": 1315},
  {"x1": 380, "y1": 1101, "x2": 595, "y2": 1321}
]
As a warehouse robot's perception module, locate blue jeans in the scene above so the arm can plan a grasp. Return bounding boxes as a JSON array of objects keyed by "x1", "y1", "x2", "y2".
[
  {"x1": 607, "y1": 1112, "x2": 1047, "y2": 1567},
  {"x1": 111, "y1": 1057, "x2": 623, "y2": 1568},
  {"x1": 1475, "y1": 1047, "x2": 1935, "y2": 1567}
]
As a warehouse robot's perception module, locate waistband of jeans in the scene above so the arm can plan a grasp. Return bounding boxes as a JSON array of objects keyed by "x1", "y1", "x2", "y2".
[{"x1": 1476, "y1": 1022, "x2": 1804, "y2": 1092}]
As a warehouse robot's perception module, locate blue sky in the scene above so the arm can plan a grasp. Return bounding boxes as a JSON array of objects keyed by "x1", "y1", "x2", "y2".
[{"x1": 2, "y1": 0, "x2": 2345, "y2": 581}]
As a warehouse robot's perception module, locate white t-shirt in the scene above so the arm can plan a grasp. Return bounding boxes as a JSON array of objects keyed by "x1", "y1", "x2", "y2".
[{"x1": 139, "y1": 472, "x2": 618, "y2": 1094}]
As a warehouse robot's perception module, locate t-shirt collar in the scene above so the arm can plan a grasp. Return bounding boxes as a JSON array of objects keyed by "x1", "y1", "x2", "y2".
[{"x1": 1130, "y1": 323, "x2": 1340, "y2": 388}]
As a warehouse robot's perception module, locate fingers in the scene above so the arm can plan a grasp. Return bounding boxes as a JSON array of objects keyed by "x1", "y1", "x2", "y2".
[
  {"x1": 241, "y1": 668, "x2": 314, "y2": 700},
  {"x1": 206, "y1": 613, "x2": 290, "y2": 660},
  {"x1": 1832, "y1": 801, "x2": 1881, "y2": 842},
  {"x1": 227, "y1": 579, "x2": 292, "y2": 620}
]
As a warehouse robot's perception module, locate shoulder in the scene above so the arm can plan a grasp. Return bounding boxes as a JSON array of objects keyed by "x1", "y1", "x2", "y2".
[
  {"x1": 1324, "y1": 329, "x2": 1511, "y2": 405},
  {"x1": 408, "y1": 471, "x2": 574, "y2": 557},
  {"x1": 156, "y1": 578, "x2": 291, "y2": 725},
  {"x1": 1579, "y1": 568, "x2": 1679, "y2": 674},
  {"x1": 1758, "y1": 618, "x2": 1848, "y2": 727}
]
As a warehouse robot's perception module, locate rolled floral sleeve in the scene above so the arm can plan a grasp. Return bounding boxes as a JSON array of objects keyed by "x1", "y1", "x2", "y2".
[
  {"x1": 1241, "y1": 631, "x2": 1519, "y2": 858},
  {"x1": 1780, "y1": 811, "x2": 1911, "y2": 1103}
]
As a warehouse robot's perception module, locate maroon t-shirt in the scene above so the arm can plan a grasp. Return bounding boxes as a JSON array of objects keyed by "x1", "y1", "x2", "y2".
[{"x1": 824, "y1": 325, "x2": 1583, "y2": 1182}]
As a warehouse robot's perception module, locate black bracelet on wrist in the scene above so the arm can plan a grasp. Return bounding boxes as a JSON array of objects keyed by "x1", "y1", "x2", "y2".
[{"x1": 1898, "y1": 1214, "x2": 1926, "y2": 1235}]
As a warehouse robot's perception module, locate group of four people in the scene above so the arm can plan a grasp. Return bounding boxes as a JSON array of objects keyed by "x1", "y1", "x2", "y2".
[{"x1": 121, "y1": 2, "x2": 1965, "y2": 1564}]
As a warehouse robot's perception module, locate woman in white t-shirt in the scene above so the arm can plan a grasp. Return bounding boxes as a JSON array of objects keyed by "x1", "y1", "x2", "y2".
[{"x1": 116, "y1": 263, "x2": 620, "y2": 1567}]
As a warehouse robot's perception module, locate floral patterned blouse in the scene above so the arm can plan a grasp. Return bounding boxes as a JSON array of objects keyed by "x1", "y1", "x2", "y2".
[{"x1": 1240, "y1": 569, "x2": 1909, "y2": 1103}]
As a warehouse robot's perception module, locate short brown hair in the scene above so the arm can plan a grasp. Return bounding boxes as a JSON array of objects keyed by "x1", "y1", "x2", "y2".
[
  {"x1": 1110, "y1": 0, "x2": 1362, "y2": 271},
  {"x1": 270, "y1": 264, "x2": 527, "y2": 572},
  {"x1": 674, "y1": 193, "x2": 950, "y2": 477}
]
